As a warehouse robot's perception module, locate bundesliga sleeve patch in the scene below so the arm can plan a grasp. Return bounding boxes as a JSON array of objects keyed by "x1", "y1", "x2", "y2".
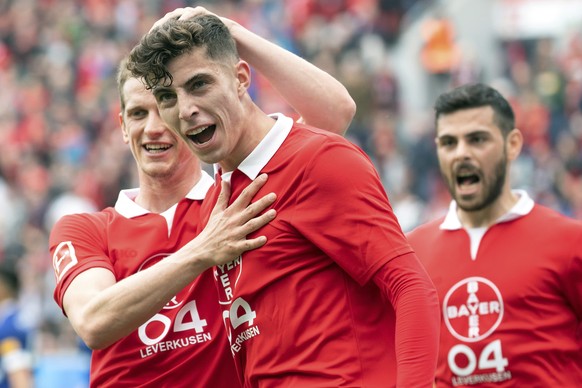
[{"x1": 52, "y1": 241, "x2": 79, "y2": 282}]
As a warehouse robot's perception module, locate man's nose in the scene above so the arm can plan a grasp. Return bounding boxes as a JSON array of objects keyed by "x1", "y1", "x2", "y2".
[
  {"x1": 177, "y1": 96, "x2": 199, "y2": 121},
  {"x1": 144, "y1": 112, "x2": 168, "y2": 135}
]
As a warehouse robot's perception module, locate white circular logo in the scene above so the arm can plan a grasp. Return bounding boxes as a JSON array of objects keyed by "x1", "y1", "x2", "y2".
[
  {"x1": 213, "y1": 257, "x2": 243, "y2": 305},
  {"x1": 443, "y1": 276, "x2": 504, "y2": 342}
]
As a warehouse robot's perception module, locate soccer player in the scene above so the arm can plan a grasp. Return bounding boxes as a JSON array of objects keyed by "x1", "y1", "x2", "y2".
[
  {"x1": 128, "y1": 13, "x2": 440, "y2": 387},
  {"x1": 407, "y1": 83, "x2": 582, "y2": 386},
  {"x1": 48, "y1": 7, "x2": 356, "y2": 388}
]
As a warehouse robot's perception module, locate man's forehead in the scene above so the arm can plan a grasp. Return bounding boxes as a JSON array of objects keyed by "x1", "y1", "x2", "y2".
[
  {"x1": 167, "y1": 45, "x2": 209, "y2": 68},
  {"x1": 437, "y1": 107, "x2": 497, "y2": 133},
  {"x1": 125, "y1": 77, "x2": 149, "y2": 92},
  {"x1": 125, "y1": 80, "x2": 155, "y2": 102}
]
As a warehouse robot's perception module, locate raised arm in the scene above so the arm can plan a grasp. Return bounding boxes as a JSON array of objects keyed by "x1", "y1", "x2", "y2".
[
  {"x1": 227, "y1": 18, "x2": 355, "y2": 134},
  {"x1": 152, "y1": 6, "x2": 356, "y2": 135}
]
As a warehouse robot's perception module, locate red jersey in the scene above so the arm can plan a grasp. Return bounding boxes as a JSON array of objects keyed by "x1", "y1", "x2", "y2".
[
  {"x1": 201, "y1": 115, "x2": 434, "y2": 387},
  {"x1": 407, "y1": 191, "x2": 582, "y2": 387},
  {"x1": 49, "y1": 172, "x2": 241, "y2": 388}
]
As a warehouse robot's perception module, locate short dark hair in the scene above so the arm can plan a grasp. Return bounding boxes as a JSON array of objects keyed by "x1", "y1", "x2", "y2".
[
  {"x1": 127, "y1": 14, "x2": 239, "y2": 90},
  {"x1": 434, "y1": 83, "x2": 515, "y2": 136}
]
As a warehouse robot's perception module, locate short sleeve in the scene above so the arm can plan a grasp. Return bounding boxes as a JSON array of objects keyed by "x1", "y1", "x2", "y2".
[{"x1": 49, "y1": 213, "x2": 114, "y2": 310}]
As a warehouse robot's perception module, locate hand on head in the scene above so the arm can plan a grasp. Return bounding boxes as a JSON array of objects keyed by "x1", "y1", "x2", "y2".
[{"x1": 150, "y1": 6, "x2": 221, "y2": 33}]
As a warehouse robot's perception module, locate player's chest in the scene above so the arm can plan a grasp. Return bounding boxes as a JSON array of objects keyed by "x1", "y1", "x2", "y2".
[
  {"x1": 430, "y1": 232, "x2": 562, "y2": 315},
  {"x1": 107, "y1": 214, "x2": 200, "y2": 277}
]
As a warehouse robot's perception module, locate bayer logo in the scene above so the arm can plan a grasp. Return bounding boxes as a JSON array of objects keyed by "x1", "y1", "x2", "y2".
[{"x1": 443, "y1": 276, "x2": 504, "y2": 343}]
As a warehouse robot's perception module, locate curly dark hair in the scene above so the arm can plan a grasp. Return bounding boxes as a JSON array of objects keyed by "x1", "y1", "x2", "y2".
[
  {"x1": 434, "y1": 83, "x2": 516, "y2": 137},
  {"x1": 127, "y1": 14, "x2": 239, "y2": 90}
]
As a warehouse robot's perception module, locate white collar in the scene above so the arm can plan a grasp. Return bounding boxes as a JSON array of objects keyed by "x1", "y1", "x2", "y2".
[
  {"x1": 214, "y1": 113, "x2": 293, "y2": 181},
  {"x1": 114, "y1": 170, "x2": 214, "y2": 219},
  {"x1": 440, "y1": 189, "x2": 535, "y2": 230}
]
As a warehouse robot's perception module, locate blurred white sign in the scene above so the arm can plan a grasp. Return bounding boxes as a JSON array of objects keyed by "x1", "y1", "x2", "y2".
[{"x1": 493, "y1": 0, "x2": 582, "y2": 39}]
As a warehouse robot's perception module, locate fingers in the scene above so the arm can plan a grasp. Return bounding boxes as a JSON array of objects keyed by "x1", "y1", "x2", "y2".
[
  {"x1": 213, "y1": 173, "x2": 276, "y2": 223},
  {"x1": 242, "y1": 208, "x2": 276, "y2": 237},
  {"x1": 231, "y1": 173, "x2": 269, "y2": 208},
  {"x1": 242, "y1": 235, "x2": 268, "y2": 252},
  {"x1": 229, "y1": 174, "x2": 276, "y2": 223},
  {"x1": 178, "y1": 6, "x2": 215, "y2": 20},
  {"x1": 193, "y1": 173, "x2": 276, "y2": 268},
  {"x1": 210, "y1": 179, "x2": 231, "y2": 217},
  {"x1": 150, "y1": 8, "x2": 184, "y2": 32},
  {"x1": 227, "y1": 207, "x2": 275, "y2": 257},
  {"x1": 150, "y1": 6, "x2": 213, "y2": 32},
  {"x1": 241, "y1": 193, "x2": 276, "y2": 223}
]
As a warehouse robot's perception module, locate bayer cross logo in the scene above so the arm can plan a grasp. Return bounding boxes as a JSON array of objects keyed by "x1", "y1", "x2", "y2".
[
  {"x1": 443, "y1": 277, "x2": 504, "y2": 343},
  {"x1": 214, "y1": 257, "x2": 243, "y2": 306}
]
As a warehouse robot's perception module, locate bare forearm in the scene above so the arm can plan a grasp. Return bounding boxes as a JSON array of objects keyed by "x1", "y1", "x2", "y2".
[
  {"x1": 227, "y1": 20, "x2": 355, "y2": 134},
  {"x1": 67, "y1": 247, "x2": 210, "y2": 349},
  {"x1": 66, "y1": 175, "x2": 276, "y2": 349}
]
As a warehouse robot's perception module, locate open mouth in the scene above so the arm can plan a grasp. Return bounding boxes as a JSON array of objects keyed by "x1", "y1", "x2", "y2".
[
  {"x1": 187, "y1": 125, "x2": 216, "y2": 145},
  {"x1": 456, "y1": 173, "x2": 480, "y2": 186},
  {"x1": 144, "y1": 144, "x2": 171, "y2": 153}
]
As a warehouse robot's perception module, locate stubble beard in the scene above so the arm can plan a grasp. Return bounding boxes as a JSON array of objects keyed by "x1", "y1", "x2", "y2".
[{"x1": 447, "y1": 154, "x2": 508, "y2": 213}]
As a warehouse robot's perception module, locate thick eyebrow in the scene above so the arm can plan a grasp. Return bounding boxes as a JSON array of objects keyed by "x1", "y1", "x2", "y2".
[
  {"x1": 437, "y1": 129, "x2": 490, "y2": 140},
  {"x1": 435, "y1": 134, "x2": 456, "y2": 145},
  {"x1": 152, "y1": 72, "x2": 214, "y2": 99},
  {"x1": 436, "y1": 133, "x2": 456, "y2": 141},
  {"x1": 184, "y1": 73, "x2": 214, "y2": 89},
  {"x1": 464, "y1": 130, "x2": 491, "y2": 138},
  {"x1": 125, "y1": 104, "x2": 143, "y2": 114}
]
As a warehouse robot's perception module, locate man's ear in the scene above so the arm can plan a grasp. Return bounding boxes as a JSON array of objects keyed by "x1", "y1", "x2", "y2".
[
  {"x1": 119, "y1": 113, "x2": 130, "y2": 144},
  {"x1": 235, "y1": 60, "x2": 251, "y2": 96},
  {"x1": 506, "y1": 128, "x2": 523, "y2": 161}
]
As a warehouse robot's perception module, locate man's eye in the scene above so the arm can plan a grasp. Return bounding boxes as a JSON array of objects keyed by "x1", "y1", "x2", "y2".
[
  {"x1": 440, "y1": 139, "x2": 455, "y2": 147},
  {"x1": 128, "y1": 110, "x2": 146, "y2": 119},
  {"x1": 157, "y1": 92, "x2": 176, "y2": 103},
  {"x1": 191, "y1": 80, "x2": 207, "y2": 90}
]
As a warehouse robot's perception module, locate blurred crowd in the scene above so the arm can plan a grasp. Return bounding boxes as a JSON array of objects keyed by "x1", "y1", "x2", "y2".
[{"x1": 1, "y1": 0, "x2": 582, "y2": 383}]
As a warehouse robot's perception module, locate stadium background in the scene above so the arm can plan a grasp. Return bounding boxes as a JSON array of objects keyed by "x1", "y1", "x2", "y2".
[{"x1": 0, "y1": 0, "x2": 581, "y2": 385}]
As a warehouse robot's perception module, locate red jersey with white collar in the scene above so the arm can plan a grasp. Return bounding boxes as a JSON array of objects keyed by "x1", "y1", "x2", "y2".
[
  {"x1": 407, "y1": 193, "x2": 582, "y2": 387},
  {"x1": 201, "y1": 115, "x2": 437, "y2": 387},
  {"x1": 49, "y1": 172, "x2": 241, "y2": 388}
]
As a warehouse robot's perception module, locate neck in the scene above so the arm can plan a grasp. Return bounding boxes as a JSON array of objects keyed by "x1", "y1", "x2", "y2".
[
  {"x1": 136, "y1": 169, "x2": 202, "y2": 213},
  {"x1": 220, "y1": 107, "x2": 276, "y2": 173},
  {"x1": 457, "y1": 189, "x2": 519, "y2": 229}
]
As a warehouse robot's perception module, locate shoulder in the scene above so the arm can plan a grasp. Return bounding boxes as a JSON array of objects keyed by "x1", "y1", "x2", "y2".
[
  {"x1": 530, "y1": 204, "x2": 582, "y2": 234},
  {"x1": 285, "y1": 123, "x2": 371, "y2": 167},
  {"x1": 287, "y1": 123, "x2": 356, "y2": 149},
  {"x1": 49, "y1": 208, "x2": 114, "y2": 241},
  {"x1": 54, "y1": 208, "x2": 114, "y2": 226},
  {"x1": 407, "y1": 217, "x2": 446, "y2": 242}
]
